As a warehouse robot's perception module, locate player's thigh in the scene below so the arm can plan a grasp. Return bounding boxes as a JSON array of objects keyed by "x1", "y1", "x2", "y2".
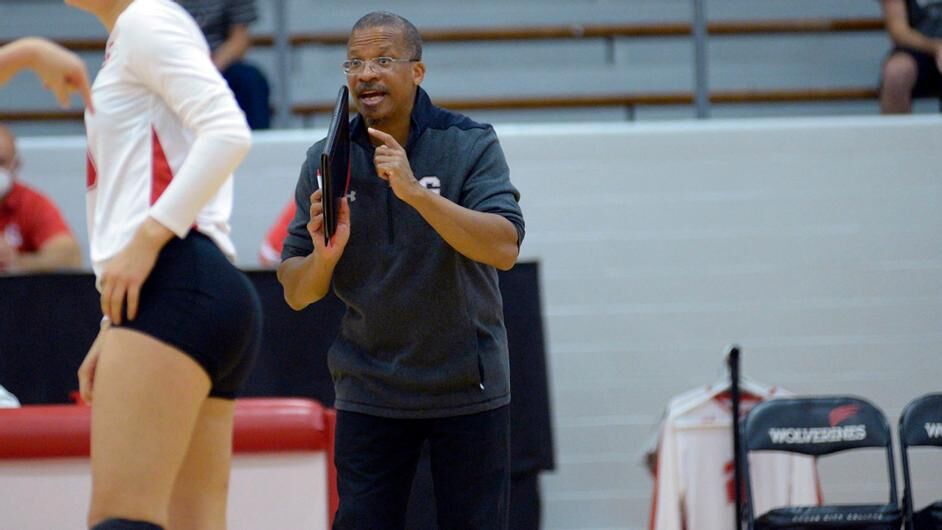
[
  {"x1": 89, "y1": 328, "x2": 211, "y2": 526},
  {"x1": 168, "y1": 397, "x2": 235, "y2": 530}
]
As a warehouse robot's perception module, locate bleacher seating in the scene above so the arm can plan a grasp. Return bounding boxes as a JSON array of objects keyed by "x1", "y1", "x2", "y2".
[{"x1": 0, "y1": 0, "x2": 900, "y2": 132}]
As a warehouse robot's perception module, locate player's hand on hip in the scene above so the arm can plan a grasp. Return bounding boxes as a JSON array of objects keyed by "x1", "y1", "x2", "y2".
[
  {"x1": 369, "y1": 127, "x2": 420, "y2": 203},
  {"x1": 308, "y1": 189, "x2": 350, "y2": 262},
  {"x1": 99, "y1": 219, "x2": 171, "y2": 325}
]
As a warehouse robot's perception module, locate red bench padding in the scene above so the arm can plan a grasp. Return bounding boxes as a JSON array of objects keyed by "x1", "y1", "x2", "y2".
[{"x1": 0, "y1": 398, "x2": 330, "y2": 459}]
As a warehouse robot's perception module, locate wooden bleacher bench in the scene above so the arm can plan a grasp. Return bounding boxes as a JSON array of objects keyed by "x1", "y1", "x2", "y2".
[
  {"x1": 0, "y1": 87, "x2": 883, "y2": 123},
  {"x1": 0, "y1": 17, "x2": 886, "y2": 123}
]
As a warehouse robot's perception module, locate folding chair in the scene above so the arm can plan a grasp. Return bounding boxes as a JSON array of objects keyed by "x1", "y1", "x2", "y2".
[
  {"x1": 742, "y1": 396, "x2": 902, "y2": 530},
  {"x1": 899, "y1": 393, "x2": 942, "y2": 530}
]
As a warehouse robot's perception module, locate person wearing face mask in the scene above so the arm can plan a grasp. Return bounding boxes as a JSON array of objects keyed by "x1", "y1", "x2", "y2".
[{"x1": 0, "y1": 125, "x2": 82, "y2": 273}]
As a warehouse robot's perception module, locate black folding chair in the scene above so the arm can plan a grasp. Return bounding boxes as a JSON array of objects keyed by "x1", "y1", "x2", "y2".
[
  {"x1": 899, "y1": 393, "x2": 942, "y2": 530},
  {"x1": 742, "y1": 396, "x2": 902, "y2": 530}
]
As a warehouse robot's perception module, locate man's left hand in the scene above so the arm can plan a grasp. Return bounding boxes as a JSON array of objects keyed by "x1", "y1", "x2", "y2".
[{"x1": 369, "y1": 127, "x2": 421, "y2": 203}]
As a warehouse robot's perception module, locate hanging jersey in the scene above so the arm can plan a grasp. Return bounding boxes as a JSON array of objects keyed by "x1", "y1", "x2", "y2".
[
  {"x1": 84, "y1": 0, "x2": 251, "y2": 278},
  {"x1": 650, "y1": 386, "x2": 820, "y2": 530}
]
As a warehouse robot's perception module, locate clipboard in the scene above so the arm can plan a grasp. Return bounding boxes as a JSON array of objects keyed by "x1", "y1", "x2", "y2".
[{"x1": 319, "y1": 85, "x2": 351, "y2": 246}]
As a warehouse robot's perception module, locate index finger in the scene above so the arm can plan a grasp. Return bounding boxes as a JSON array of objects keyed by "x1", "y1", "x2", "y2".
[
  {"x1": 368, "y1": 127, "x2": 400, "y2": 149},
  {"x1": 71, "y1": 69, "x2": 94, "y2": 113}
]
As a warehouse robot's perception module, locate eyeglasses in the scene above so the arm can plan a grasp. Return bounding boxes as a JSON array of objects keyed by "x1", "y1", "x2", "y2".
[{"x1": 342, "y1": 56, "x2": 418, "y2": 75}]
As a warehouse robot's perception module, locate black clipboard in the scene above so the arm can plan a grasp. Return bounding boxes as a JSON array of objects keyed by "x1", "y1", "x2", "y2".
[{"x1": 319, "y1": 85, "x2": 351, "y2": 246}]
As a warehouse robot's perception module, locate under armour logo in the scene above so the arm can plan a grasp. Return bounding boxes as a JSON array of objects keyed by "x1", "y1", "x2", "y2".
[
  {"x1": 418, "y1": 176, "x2": 441, "y2": 195},
  {"x1": 345, "y1": 190, "x2": 357, "y2": 202}
]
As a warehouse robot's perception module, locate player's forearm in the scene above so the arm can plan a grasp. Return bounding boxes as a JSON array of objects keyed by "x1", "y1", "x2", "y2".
[
  {"x1": 407, "y1": 187, "x2": 519, "y2": 270},
  {"x1": 0, "y1": 38, "x2": 36, "y2": 85},
  {"x1": 150, "y1": 122, "x2": 251, "y2": 237},
  {"x1": 14, "y1": 236, "x2": 82, "y2": 272},
  {"x1": 277, "y1": 254, "x2": 335, "y2": 310}
]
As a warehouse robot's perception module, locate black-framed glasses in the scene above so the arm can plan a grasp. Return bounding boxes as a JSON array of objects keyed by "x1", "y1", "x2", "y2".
[{"x1": 342, "y1": 56, "x2": 418, "y2": 75}]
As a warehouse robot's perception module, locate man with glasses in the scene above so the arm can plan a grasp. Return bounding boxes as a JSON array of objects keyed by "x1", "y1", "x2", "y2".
[
  {"x1": 278, "y1": 11, "x2": 525, "y2": 530},
  {"x1": 0, "y1": 125, "x2": 81, "y2": 273}
]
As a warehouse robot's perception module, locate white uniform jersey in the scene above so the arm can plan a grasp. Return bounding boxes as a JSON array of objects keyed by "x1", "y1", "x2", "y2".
[
  {"x1": 84, "y1": 0, "x2": 251, "y2": 278},
  {"x1": 650, "y1": 385, "x2": 820, "y2": 530}
]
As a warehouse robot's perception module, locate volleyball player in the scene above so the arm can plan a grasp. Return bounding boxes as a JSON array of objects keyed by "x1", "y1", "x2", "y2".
[{"x1": 65, "y1": 1, "x2": 261, "y2": 529}]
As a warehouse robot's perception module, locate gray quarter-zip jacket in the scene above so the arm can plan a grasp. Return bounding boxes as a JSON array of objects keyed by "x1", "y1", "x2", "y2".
[{"x1": 282, "y1": 87, "x2": 525, "y2": 419}]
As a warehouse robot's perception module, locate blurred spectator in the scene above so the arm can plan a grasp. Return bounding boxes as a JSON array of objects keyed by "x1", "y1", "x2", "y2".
[
  {"x1": 259, "y1": 201, "x2": 295, "y2": 267},
  {"x1": 0, "y1": 125, "x2": 82, "y2": 273},
  {"x1": 880, "y1": 0, "x2": 942, "y2": 113},
  {"x1": 176, "y1": 0, "x2": 272, "y2": 129}
]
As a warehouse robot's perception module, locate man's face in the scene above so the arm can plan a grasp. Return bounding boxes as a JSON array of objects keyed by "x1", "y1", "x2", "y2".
[{"x1": 346, "y1": 26, "x2": 425, "y2": 126}]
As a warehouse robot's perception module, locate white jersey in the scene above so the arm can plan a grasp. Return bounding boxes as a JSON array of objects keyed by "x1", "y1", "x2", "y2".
[
  {"x1": 650, "y1": 385, "x2": 820, "y2": 530},
  {"x1": 84, "y1": 0, "x2": 251, "y2": 277}
]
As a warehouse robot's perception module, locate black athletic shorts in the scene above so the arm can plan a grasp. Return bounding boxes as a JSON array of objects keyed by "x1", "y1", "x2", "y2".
[
  {"x1": 114, "y1": 232, "x2": 262, "y2": 399},
  {"x1": 887, "y1": 47, "x2": 942, "y2": 97}
]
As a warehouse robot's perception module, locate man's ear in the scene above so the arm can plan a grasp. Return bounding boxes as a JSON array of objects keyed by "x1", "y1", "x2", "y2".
[{"x1": 412, "y1": 61, "x2": 426, "y2": 85}]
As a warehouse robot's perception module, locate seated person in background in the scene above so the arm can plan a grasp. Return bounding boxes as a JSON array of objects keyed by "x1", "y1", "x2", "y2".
[
  {"x1": 176, "y1": 0, "x2": 272, "y2": 129},
  {"x1": 0, "y1": 125, "x2": 81, "y2": 273},
  {"x1": 880, "y1": 0, "x2": 942, "y2": 113},
  {"x1": 258, "y1": 200, "x2": 295, "y2": 267}
]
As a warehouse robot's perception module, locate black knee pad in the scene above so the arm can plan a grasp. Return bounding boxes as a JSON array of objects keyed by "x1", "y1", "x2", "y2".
[{"x1": 92, "y1": 519, "x2": 163, "y2": 530}]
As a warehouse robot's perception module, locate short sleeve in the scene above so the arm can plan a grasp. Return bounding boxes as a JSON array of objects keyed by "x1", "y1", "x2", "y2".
[{"x1": 460, "y1": 127, "x2": 525, "y2": 246}]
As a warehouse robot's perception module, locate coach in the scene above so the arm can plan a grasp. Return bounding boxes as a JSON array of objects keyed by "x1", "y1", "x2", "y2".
[{"x1": 277, "y1": 11, "x2": 525, "y2": 530}]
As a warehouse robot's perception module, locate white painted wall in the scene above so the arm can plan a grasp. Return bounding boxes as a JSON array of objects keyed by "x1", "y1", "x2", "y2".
[{"x1": 11, "y1": 114, "x2": 942, "y2": 528}]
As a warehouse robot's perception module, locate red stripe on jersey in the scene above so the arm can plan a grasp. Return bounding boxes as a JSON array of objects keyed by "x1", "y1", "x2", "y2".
[
  {"x1": 151, "y1": 128, "x2": 174, "y2": 204},
  {"x1": 86, "y1": 151, "x2": 97, "y2": 190}
]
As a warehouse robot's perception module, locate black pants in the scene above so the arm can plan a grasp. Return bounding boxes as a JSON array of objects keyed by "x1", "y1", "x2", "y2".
[
  {"x1": 406, "y1": 453, "x2": 542, "y2": 530},
  {"x1": 333, "y1": 406, "x2": 510, "y2": 530}
]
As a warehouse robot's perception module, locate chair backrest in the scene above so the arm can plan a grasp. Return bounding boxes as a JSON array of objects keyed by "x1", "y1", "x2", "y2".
[
  {"x1": 741, "y1": 396, "x2": 899, "y2": 525},
  {"x1": 898, "y1": 393, "x2": 942, "y2": 529}
]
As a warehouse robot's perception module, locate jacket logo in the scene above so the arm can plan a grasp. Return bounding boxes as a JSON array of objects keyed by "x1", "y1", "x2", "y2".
[{"x1": 418, "y1": 176, "x2": 441, "y2": 195}]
